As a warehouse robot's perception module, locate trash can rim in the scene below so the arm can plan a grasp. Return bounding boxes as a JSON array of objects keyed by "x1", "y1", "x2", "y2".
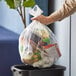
[{"x1": 11, "y1": 64, "x2": 66, "y2": 72}]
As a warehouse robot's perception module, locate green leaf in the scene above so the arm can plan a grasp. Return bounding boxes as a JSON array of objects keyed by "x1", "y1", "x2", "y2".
[
  {"x1": 23, "y1": 0, "x2": 35, "y2": 7},
  {"x1": 5, "y1": 0, "x2": 15, "y2": 9}
]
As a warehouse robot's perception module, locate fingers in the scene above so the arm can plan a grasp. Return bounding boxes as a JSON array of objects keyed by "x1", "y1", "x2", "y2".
[
  {"x1": 31, "y1": 15, "x2": 42, "y2": 21},
  {"x1": 31, "y1": 15, "x2": 49, "y2": 25},
  {"x1": 31, "y1": 17, "x2": 38, "y2": 20}
]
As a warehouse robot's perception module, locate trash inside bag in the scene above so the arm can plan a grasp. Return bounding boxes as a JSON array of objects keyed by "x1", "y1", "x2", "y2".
[{"x1": 19, "y1": 5, "x2": 61, "y2": 68}]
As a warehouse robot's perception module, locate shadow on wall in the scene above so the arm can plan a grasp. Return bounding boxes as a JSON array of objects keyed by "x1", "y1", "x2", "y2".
[
  {"x1": 0, "y1": 26, "x2": 22, "y2": 76},
  {"x1": 48, "y1": 0, "x2": 55, "y2": 33}
]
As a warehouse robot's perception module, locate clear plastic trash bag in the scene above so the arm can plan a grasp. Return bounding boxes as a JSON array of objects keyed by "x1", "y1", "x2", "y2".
[{"x1": 19, "y1": 5, "x2": 61, "y2": 68}]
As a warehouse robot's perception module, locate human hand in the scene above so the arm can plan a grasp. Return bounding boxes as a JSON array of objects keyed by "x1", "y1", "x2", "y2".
[{"x1": 31, "y1": 15, "x2": 51, "y2": 25}]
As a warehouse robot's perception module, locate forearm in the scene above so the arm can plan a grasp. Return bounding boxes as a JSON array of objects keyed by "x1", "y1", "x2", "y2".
[{"x1": 48, "y1": 0, "x2": 76, "y2": 23}]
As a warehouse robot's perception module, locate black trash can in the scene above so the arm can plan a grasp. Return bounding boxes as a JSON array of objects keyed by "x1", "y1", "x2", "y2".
[{"x1": 11, "y1": 64, "x2": 66, "y2": 76}]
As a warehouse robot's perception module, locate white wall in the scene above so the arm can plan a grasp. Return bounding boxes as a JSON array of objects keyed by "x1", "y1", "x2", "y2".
[
  {"x1": 54, "y1": 0, "x2": 70, "y2": 76},
  {"x1": 71, "y1": 13, "x2": 76, "y2": 76},
  {"x1": 55, "y1": 18, "x2": 70, "y2": 76},
  {"x1": 0, "y1": 0, "x2": 30, "y2": 34}
]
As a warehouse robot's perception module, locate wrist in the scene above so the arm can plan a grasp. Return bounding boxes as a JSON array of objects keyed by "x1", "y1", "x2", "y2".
[{"x1": 47, "y1": 16, "x2": 54, "y2": 24}]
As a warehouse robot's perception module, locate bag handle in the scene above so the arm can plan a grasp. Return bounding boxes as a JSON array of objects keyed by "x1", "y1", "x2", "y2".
[{"x1": 29, "y1": 5, "x2": 43, "y2": 17}]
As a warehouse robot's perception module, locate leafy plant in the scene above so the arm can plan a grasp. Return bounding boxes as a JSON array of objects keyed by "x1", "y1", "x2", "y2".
[{"x1": 0, "y1": 0, "x2": 36, "y2": 28}]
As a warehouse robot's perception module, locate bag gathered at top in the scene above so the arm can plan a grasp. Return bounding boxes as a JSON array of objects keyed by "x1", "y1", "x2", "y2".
[{"x1": 19, "y1": 5, "x2": 61, "y2": 68}]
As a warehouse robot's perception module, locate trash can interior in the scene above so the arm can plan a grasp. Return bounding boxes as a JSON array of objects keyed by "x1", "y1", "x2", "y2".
[
  {"x1": 12, "y1": 64, "x2": 66, "y2": 70},
  {"x1": 11, "y1": 64, "x2": 66, "y2": 76}
]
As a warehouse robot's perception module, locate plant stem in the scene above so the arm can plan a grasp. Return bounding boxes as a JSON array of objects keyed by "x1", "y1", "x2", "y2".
[
  {"x1": 23, "y1": 7, "x2": 26, "y2": 28},
  {"x1": 17, "y1": 0, "x2": 26, "y2": 28},
  {"x1": 17, "y1": 8, "x2": 25, "y2": 28}
]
